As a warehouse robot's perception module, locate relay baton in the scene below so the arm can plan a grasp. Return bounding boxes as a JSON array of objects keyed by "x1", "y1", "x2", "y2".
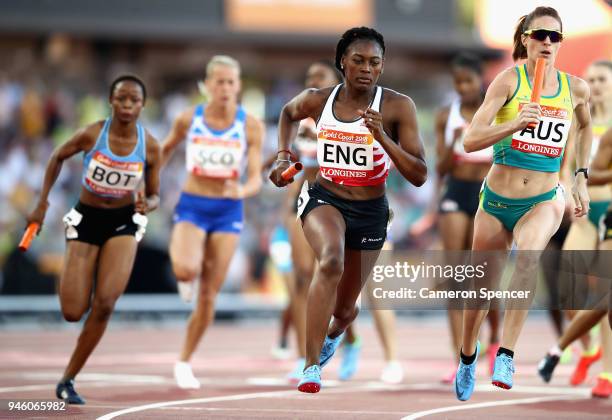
[
  {"x1": 18, "y1": 222, "x2": 39, "y2": 252},
  {"x1": 281, "y1": 162, "x2": 303, "y2": 181},
  {"x1": 527, "y1": 57, "x2": 546, "y2": 128}
]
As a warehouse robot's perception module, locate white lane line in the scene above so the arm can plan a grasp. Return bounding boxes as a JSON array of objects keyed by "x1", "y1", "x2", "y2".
[
  {"x1": 95, "y1": 389, "x2": 301, "y2": 420},
  {"x1": 490, "y1": 384, "x2": 590, "y2": 396},
  {"x1": 95, "y1": 382, "x2": 444, "y2": 419},
  {"x1": 400, "y1": 394, "x2": 587, "y2": 419}
]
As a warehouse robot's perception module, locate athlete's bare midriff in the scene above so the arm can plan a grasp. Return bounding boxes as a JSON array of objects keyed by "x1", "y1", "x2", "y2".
[
  {"x1": 486, "y1": 164, "x2": 559, "y2": 198},
  {"x1": 316, "y1": 174, "x2": 385, "y2": 200},
  {"x1": 183, "y1": 173, "x2": 239, "y2": 198},
  {"x1": 78, "y1": 187, "x2": 136, "y2": 209},
  {"x1": 587, "y1": 184, "x2": 612, "y2": 202}
]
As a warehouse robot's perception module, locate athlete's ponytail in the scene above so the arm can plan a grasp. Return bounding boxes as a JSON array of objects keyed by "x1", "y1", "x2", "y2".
[{"x1": 512, "y1": 15, "x2": 528, "y2": 62}]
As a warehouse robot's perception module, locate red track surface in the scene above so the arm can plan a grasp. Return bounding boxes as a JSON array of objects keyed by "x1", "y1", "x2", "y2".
[{"x1": 0, "y1": 317, "x2": 609, "y2": 419}]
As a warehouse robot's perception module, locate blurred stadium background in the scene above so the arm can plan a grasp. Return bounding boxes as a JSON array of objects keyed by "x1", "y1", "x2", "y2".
[{"x1": 0, "y1": 0, "x2": 609, "y2": 318}]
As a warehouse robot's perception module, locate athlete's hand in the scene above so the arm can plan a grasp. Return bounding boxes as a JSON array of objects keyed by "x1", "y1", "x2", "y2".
[
  {"x1": 268, "y1": 159, "x2": 293, "y2": 187},
  {"x1": 134, "y1": 191, "x2": 160, "y2": 214},
  {"x1": 361, "y1": 108, "x2": 384, "y2": 140},
  {"x1": 514, "y1": 102, "x2": 541, "y2": 130},
  {"x1": 571, "y1": 175, "x2": 590, "y2": 218},
  {"x1": 26, "y1": 201, "x2": 48, "y2": 233}
]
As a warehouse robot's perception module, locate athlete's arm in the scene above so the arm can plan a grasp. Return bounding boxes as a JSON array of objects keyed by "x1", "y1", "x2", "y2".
[
  {"x1": 560, "y1": 115, "x2": 577, "y2": 185},
  {"x1": 559, "y1": 116, "x2": 577, "y2": 214},
  {"x1": 587, "y1": 128, "x2": 612, "y2": 186},
  {"x1": 434, "y1": 107, "x2": 454, "y2": 176},
  {"x1": 269, "y1": 88, "x2": 327, "y2": 187},
  {"x1": 27, "y1": 123, "x2": 99, "y2": 228},
  {"x1": 365, "y1": 92, "x2": 427, "y2": 186},
  {"x1": 161, "y1": 108, "x2": 193, "y2": 167},
  {"x1": 136, "y1": 132, "x2": 161, "y2": 213},
  {"x1": 463, "y1": 68, "x2": 540, "y2": 152},
  {"x1": 241, "y1": 115, "x2": 264, "y2": 198},
  {"x1": 569, "y1": 76, "x2": 591, "y2": 217}
]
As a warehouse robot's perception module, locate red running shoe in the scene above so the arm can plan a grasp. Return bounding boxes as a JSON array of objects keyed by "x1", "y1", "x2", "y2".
[
  {"x1": 591, "y1": 376, "x2": 611, "y2": 398},
  {"x1": 570, "y1": 347, "x2": 601, "y2": 386}
]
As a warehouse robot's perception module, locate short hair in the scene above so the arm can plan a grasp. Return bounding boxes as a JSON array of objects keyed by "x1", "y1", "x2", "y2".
[
  {"x1": 335, "y1": 27, "x2": 385, "y2": 75},
  {"x1": 451, "y1": 53, "x2": 483, "y2": 76},
  {"x1": 109, "y1": 74, "x2": 146, "y2": 102},
  {"x1": 206, "y1": 55, "x2": 241, "y2": 78}
]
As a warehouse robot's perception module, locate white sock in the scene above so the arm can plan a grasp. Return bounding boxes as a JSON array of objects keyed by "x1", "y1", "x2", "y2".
[{"x1": 549, "y1": 345, "x2": 562, "y2": 357}]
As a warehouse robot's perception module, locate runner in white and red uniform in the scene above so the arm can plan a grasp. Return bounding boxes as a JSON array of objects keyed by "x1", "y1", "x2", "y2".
[
  {"x1": 279, "y1": 61, "x2": 343, "y2": 381},
  {"x1": 269, "y1": 27, "x2": 427, "y2": 393}
]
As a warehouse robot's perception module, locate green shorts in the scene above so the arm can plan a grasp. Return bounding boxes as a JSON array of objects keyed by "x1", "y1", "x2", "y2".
[
  {"x1": 588, "y1": 200, "x2": 610, "y2": 229},
  {"x1": 480, "y1": 182, "x2": 563, "y2": 232}
]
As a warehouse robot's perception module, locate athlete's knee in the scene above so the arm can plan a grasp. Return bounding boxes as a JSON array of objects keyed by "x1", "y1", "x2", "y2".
[
  {"x1": 295, "y1": 266, "x2": 314, "y2": 293},
  {"x1": 61, "y1": 301, "x2": 89, "y2": 322},
  {"x1": 173, "y1": 261, "x2": 200, "y2": 282},
  {"x1": 91, "y1": 297, "x2": 118, "y2": 322},
  {"x1": 197, "y1": 281, "x2": 221, "y2": 306},
  {"x1": 294, "y1": 260, "x2": 314, "y2": 285},
  {"x1": 62, "y1": 308, "x2": 86, "y2": 323},
  {"x1": 512, "y1": 251, "x2": 541, "y2": 275},
  {"x1": 318, "y1": 249, "x2": 344, "y2": 278}
]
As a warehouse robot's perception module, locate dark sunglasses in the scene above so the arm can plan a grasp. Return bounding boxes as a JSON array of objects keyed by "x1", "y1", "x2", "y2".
[{"x1": 523, "y1": 29, "x2": 564, "y2": 43}]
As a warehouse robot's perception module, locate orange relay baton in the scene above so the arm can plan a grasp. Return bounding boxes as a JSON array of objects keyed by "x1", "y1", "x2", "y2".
[
  {"x1": 19, "y1": 222, "x2": 39, "y2": 252},
  {"x1": 281, "y1": 162, "x2": 303, "y2": 181},
  {"x1": 527, "y1": 57, "x2": 546, "y2": 129}
]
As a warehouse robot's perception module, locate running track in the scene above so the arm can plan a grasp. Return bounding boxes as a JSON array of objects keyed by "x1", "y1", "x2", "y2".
[{"x1": 0, "y1": 316, "x2": 609, "y2": 419}]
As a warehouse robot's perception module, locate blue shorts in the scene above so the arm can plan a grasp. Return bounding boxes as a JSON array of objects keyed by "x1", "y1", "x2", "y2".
[{"x1": 173, "y1": 192, "x2": 243, "y2": 234}]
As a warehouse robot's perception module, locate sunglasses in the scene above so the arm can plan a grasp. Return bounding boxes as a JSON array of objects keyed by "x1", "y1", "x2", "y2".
[{"x1": 523, "y1": 29, "x2": 564, "y2": 43}]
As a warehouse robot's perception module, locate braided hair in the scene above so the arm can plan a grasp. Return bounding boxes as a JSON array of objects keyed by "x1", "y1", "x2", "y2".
[{"x1": 335, "y1": 27, "x2": 385, "y2": 75}]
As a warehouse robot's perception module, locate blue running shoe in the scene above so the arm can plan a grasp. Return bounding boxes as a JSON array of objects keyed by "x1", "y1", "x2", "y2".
[
  {"x1": 298, "y1": 365, "x2": 321, "y2": 393},
  {"x1": 338, "y1": 336, "x2": 362, "y2": 381},
  {"x1": 319, "y1": 332, "x2": 344, "y2": 368},
  {"x1": 56, "y1": 379, "x2": 85, "y2": 404},
  {"x1": 454, "y1": 341, "x2": 480, "y2": 401},
  {"x1": 492, "y1": 353, "x2": 515, "y2": 389}
]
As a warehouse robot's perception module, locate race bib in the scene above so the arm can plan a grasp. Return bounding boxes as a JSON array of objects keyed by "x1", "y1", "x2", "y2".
[
  {"x1": 511, "y1": 104, "x2": 570, "y2": 157},
  {"x1": 85, "y1": 152, "x2": 143, "y2": 197},
  {"x1": 317, "y1": 127, "x2": 373, "y2": 180},
  {"x1": 187, "y1": 136, "x2": 243, "y2": 178}
]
